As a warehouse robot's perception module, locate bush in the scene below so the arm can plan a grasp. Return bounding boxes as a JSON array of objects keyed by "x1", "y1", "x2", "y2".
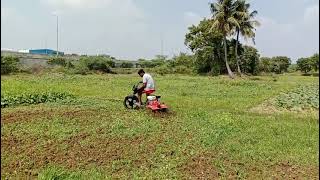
[
  {"x1": 66, "y1": 61, "x2": 75, "y2": 68},
  {"x1": 88, "y1": 62, "x2": 110, "y2": 72},
  {"x1": 174, "y1": 65, "x2": 193, "y2": 74},
  {"x1": 288, "y1": 64, "x2": 298, "y2": 73},
  {"x1": 154, "y1": 65, "x2": 174, "y2": 75},
  {"x1": 80, "y1": 57, "x2": 112, "y2": 73},
  {"x1": 1, "y1": 56, "x2": 20, "y2": 74},
  {"x1": 47, "y1": 57, "x2": 67, "y2": 66},
  {"x1": 69, "y1": 63, "x2": 90, "y2": 75},
  {"x1": 120, "y1": 62, "x2": 134, "y2": 68},
  {"x1": 77, "y1": 56, "x2": 114, "y2": 73},
  {"x1": 112, "y1": 68, "x2": 138, "y2": 74},
  {"x1": 172, "y1": 53, "x2": 195, "y2": 68}
]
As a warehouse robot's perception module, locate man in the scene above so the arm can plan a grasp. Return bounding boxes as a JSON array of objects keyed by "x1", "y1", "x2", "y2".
[{"x1": 137, "y1": 69, "x2": 155, "y2": 106}]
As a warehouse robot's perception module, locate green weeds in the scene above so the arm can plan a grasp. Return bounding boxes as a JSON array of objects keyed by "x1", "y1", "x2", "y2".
[{"x1": 1, "y1": 92, "x2": 75, "y2": 108}]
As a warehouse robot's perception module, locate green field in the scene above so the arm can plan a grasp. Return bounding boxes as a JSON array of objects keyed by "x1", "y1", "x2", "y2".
[{"x1": 1, "y1": 73, "x2": 319, "y2": 179}]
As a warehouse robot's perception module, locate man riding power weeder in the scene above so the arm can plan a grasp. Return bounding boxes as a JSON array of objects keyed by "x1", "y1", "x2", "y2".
[{"x1": 137, "y1": 69, "x2": 155, "y2": 107}]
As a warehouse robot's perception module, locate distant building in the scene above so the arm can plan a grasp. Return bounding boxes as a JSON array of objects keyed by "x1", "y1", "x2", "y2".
[
  {"x1": 18, "y1": 49, "x2": 30, "y2": 53},
  {"x1": 29, "y1": 49, "x2": 64, "y2": 56},
  {"x1": 1, "y1": 48, "x2": 16, "y2": 52}
]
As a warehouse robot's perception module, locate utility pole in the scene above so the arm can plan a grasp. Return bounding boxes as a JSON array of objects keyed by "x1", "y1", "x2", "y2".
[{"x1": 56, "y1": 15, "x2": 59, "y2": 57}]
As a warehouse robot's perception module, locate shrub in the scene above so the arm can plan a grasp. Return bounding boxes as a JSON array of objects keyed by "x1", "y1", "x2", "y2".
[
  {"x1": 120, "y1": 62, "x2": 134, "y2": 68},
  {"x1": 172, "y1": 53, "x2": 195, "y2": 69},
  {"x1": 174, "y1": 65, "x2": 193, "y2": 74},
  {"x1": 79, "y1": 56, "x2": 113, "y2": 73},
  {"x1": 154, "y1": 65, "x2": 174, "y2": 75},
  {"x1": 69, "y1": 63, "x2": 90, "y2": 75},
  {"x1": 47, "y1": 57, "x2": 67, "y2": 66},
  {"x1": 1, "y1": 56, "x2": 20, "y2": 75},
  {"x1": 65, "y1": 61, "x2": 75, "y2": 68},
  {"x1": 287, "y1": 64, "x2": 298, "y2": 73},
  {"x1": 112, "y1": 68, "x2": 138, "y2": 74}
]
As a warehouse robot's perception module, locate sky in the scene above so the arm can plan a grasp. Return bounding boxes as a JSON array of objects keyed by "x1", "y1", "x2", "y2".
[{"x1": 1, "y1": 0, "x2": 319, "y2": 62}]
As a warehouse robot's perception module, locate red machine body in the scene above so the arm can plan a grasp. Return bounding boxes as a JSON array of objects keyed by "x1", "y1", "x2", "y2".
[{"x1": 146, "y1": 97, "x2": 168, "y2": 111}]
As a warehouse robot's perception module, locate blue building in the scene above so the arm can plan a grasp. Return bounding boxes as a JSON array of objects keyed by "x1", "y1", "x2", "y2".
[{"x1": 29, "y1": 49, "x2": 64, "y2": 56}]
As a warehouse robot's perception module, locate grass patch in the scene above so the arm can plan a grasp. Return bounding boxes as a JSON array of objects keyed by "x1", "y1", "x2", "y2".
[{"x1": 1, "y1": 73, "x2": 319, "y2": 179}]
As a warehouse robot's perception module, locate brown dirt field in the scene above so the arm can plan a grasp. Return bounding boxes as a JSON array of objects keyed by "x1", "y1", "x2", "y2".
[
  {"x1": 179, "y1": 152, "x2": 319, "y2": 180},
  {"x1": 1, "y1": 132, "x2": 164, "y2": 178},
  {"x1": 248, "y1": 161, "x2": 319, "y2": 180},
  {"x1": 179, "y1": 153, "x2": 220, "y2": 179}
]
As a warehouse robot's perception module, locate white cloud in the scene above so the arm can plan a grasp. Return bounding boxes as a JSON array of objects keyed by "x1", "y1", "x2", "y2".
[
  {"x1": 43, "y1": 0, "x2": 144, "y2": 18},
  {"x1": 38, "y1": 0, "x2": 153, "y2": 59},
  {"x1": 253, "y1": 8, "x2": 319, "y2": 62},
  {"x1": 44, "y1": 0, "x2": 113, "y2": 9}
]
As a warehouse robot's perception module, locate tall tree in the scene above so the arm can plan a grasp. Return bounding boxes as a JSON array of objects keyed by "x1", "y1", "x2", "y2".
[
  {"x1": 210, "y1": 0, "x2": 239, "y2": 79},
  {"x1": 185, "y1": 18, "x2": 226, "y2": 74},
  {"x1": 240, "y1": 45, "x2": 260, "y2": 75},
  {"x1": 310, "y1": 53, "x2": 319, "y2": 72},
  {"x1": 234, "y1": 0, "x2": 260, "y2": 76}
]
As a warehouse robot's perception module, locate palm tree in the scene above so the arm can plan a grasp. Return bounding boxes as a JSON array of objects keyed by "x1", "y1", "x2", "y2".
[
  {"x1": 234, "y1": 0, "x2": 260, "y2": 75},
  {"x1": 210, "y1": 0, "x2": 239, "y2": 79}
]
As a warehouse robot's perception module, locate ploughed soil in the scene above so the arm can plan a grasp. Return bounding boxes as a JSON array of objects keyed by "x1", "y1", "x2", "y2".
[
  {"x1": 179, "y1": 152, "x2": 319, "y2": 179},
  {"x1": 1, "y1": 132, "x2": 163, "y2": 178},
  {"x1": 1, "y1": 108, "x2": 319, "y2": 179}
]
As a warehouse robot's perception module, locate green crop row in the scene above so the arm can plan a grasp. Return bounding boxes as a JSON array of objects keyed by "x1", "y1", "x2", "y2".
[
  {"x1": 1, "y1": 92, "x2": 75, "y2": 108},
  {"x1": 274, "y1": 84, "x2": 319, "y2": 110}
]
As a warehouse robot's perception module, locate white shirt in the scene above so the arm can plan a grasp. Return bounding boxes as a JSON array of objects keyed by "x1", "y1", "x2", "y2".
[{"x1": 143, "y1": 73, "x2": 155, "y2": 90}]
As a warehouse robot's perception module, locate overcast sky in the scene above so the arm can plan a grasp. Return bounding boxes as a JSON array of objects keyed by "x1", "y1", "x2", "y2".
[{"x1": 1, "y1": 0, "x2": 319, "y2": 62}]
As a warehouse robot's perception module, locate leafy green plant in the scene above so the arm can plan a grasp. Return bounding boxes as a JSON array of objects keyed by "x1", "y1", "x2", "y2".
[
  {"x1": 1, "y1": 92, "x2": 75, "y2": 108},
  {"x1": 273, "y1": 84, "x2": 319, "y2": 110}
]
